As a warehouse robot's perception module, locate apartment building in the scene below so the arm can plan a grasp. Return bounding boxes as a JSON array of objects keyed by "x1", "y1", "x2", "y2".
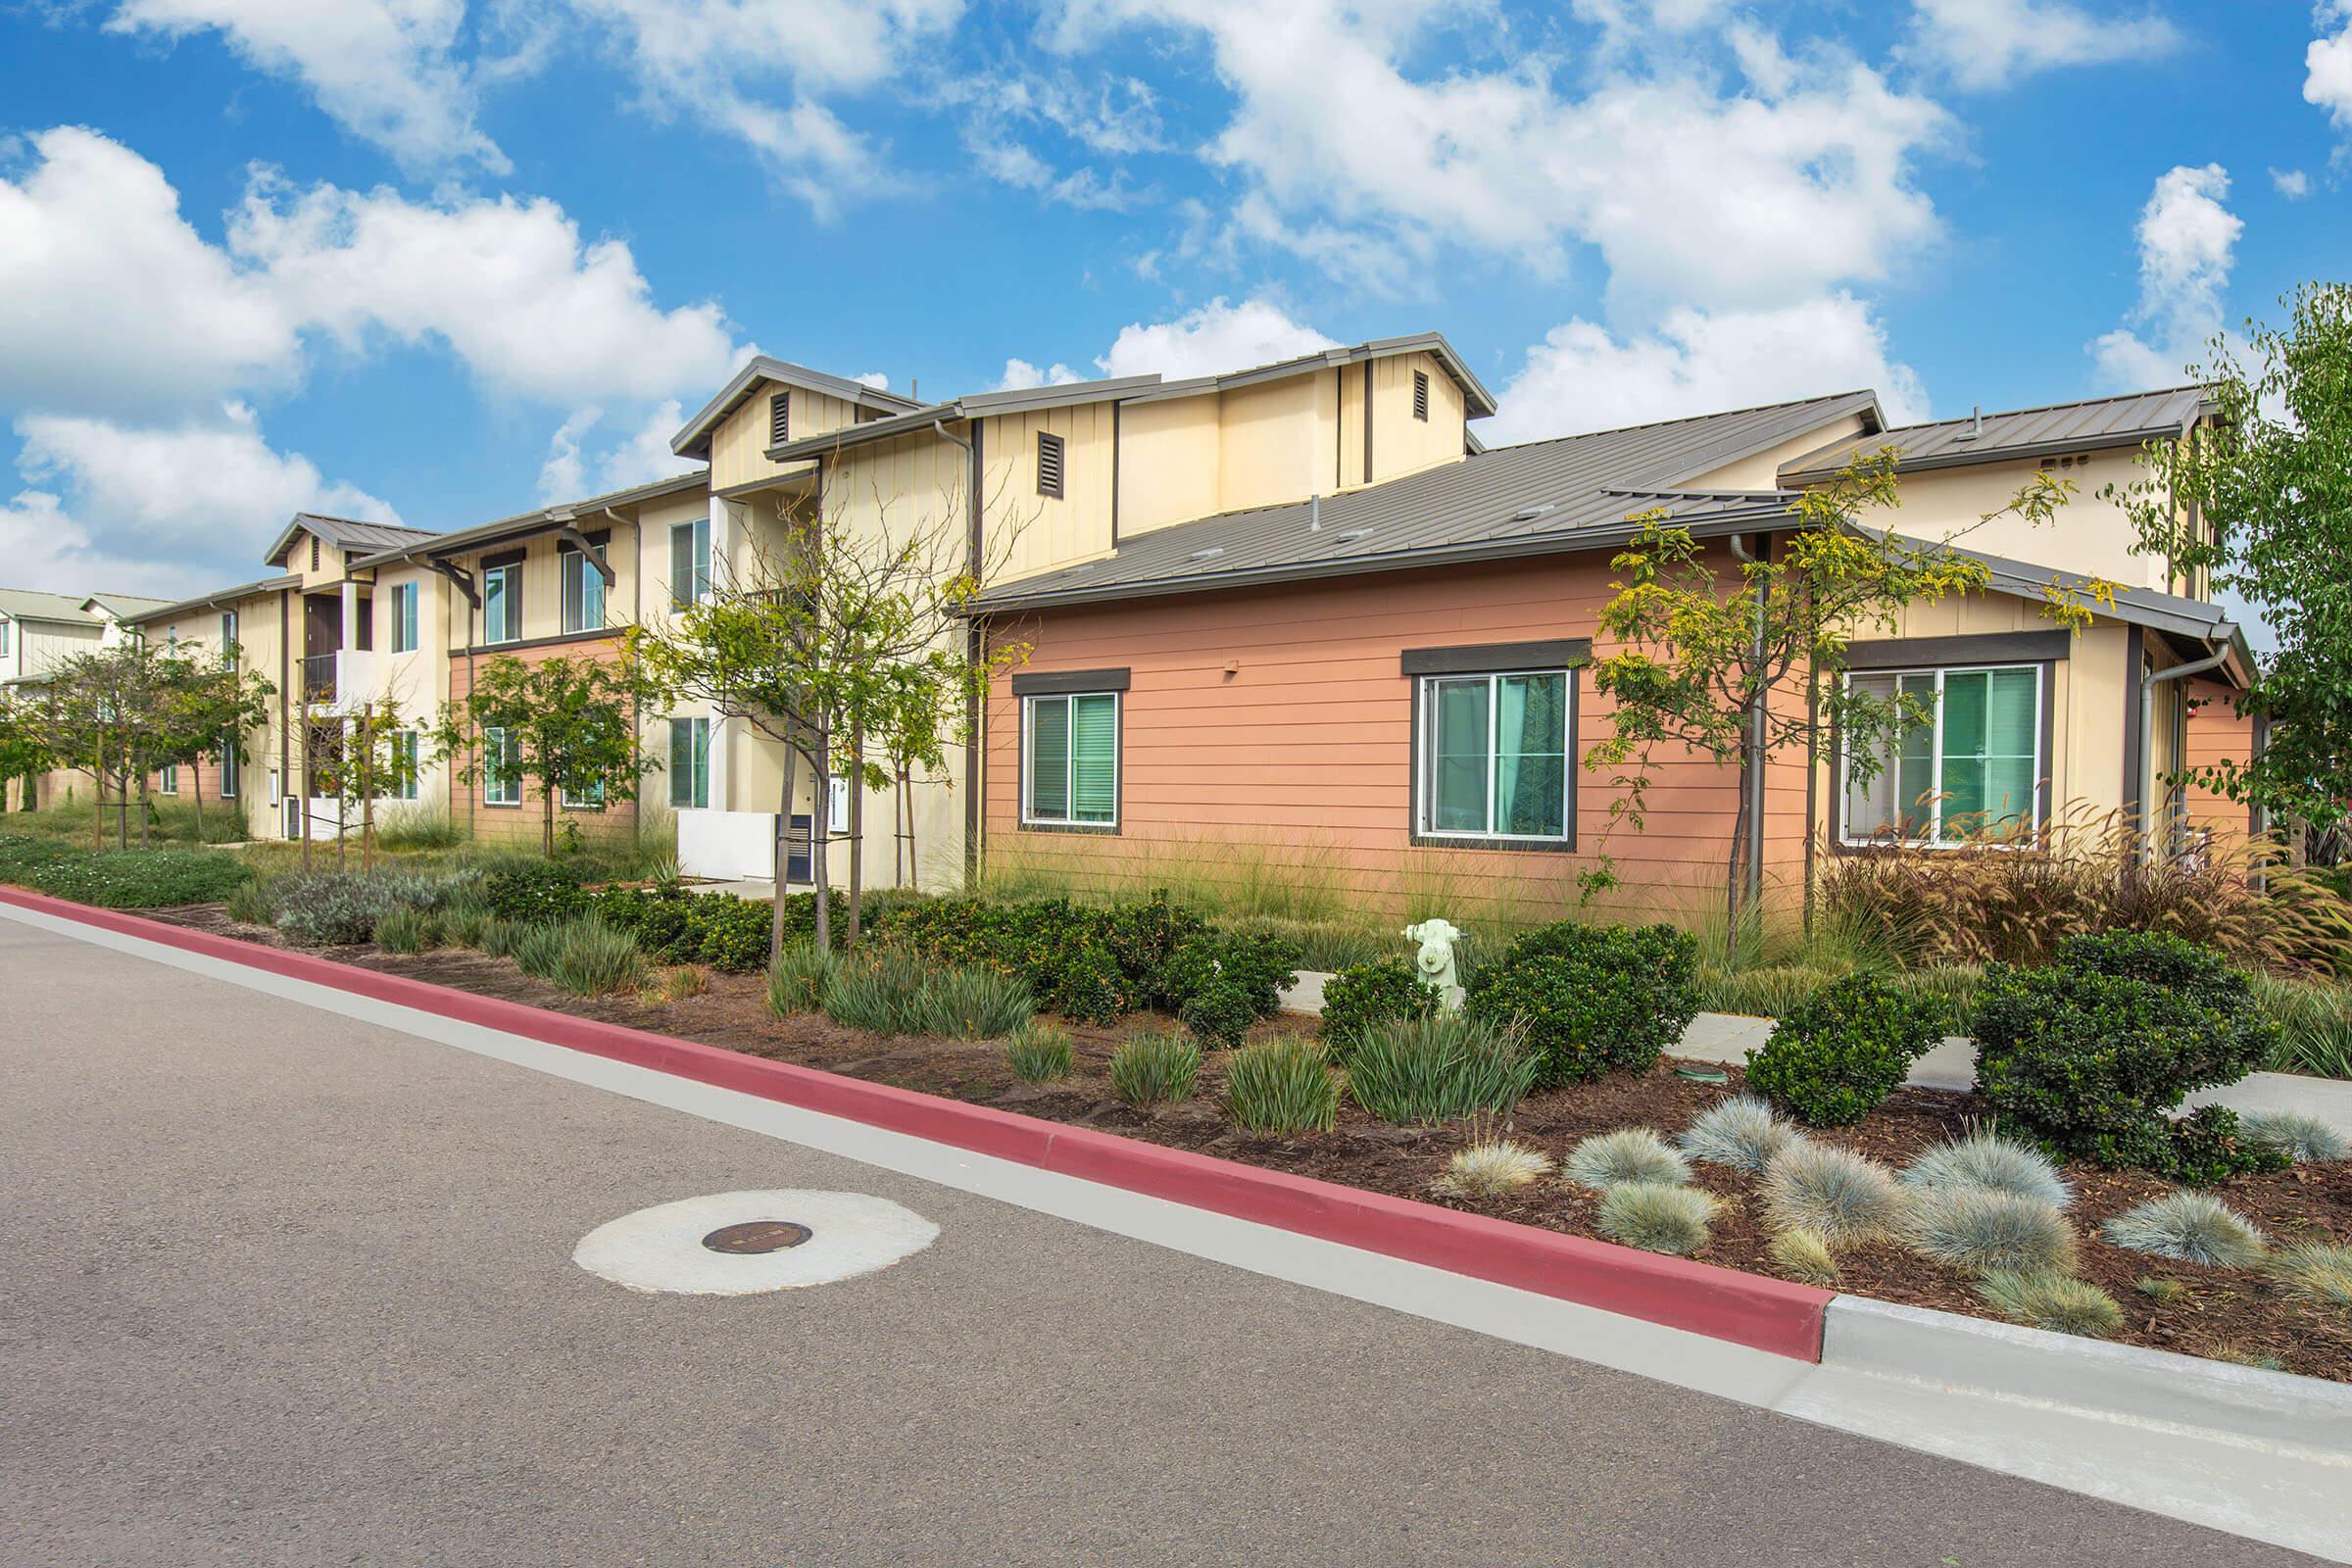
[{"x1": 1, "y1": 587, "x2": 176, "y2": 808}]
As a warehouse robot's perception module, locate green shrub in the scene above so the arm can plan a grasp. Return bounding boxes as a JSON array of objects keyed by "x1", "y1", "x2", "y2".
[
  {"x1": 1179, "y1": 980, "x2": 1258, "y2": 1051},
  {"x1": 1678, "y1": 1096, "x2": 1796, "y2": 1174},
  {"x1": 1004, "y1": 1023, "x2": 1075, "y2": 1083},
  {"x1": 1562, "y1": 1128, "x2": 1691, "y2": 1192},
  {"x1": 1218, "y1": 914, "x2": 1393, "y2": 975},
  {"x1": 1342, "y1": 1012, "x2": 1540, "y2": 1124},
  {"x1": 1759, "y1": 1141, "x2": 1908, "y2": 1247},
  {"x1": 1899, "y1": 1187, "x2": 2078, "y2": 1276},
  {"x1": 1744, "y1": 974, "x2": 1944, "y2": 1127},
  {"x1": 1433, "y1": 1140, "x2": 1553, "y2": 1199},
  {"x1": 871, "y1": 895, "x2": 1138, "y2": 1024},
  {"x1": 20, "y1": 846, "x2": 255, "y2": 908},
  {"x1": 912, "y1": 964, "x2": 1034, "y2": 1039},
  {"x1": 545, "y1": 919, "x2": 649, "y2": 998},
  {"x1": 373, "y1": 905, "x2": 434, "y2": 955},
  {"x1": 480, "y1": 859, "x2": 588, "y2": 924},
  {"x1": 1223, "y1": 1038, "x2": 1340, "y2": 1134},
  {"x1": 1595, "y1": 1182, "x2": 1719, "y2": 1255},
  {"x1": 765, "y1": 941, "x2": 838, "y2": 1016},
  {"x1": 1972, "y1": 932, "x2": 2277, "y2": 1172},
  {"x1": 269, "y1": 870, "x2": 446, "y2": 945},
  {"x1": 1974, "y1": 1270, "x2": 2123, "y2": 1337},
  {"x1": 224, "y1": 879, "x2": 275, "y2": 925},
  {"x1": 2101, "y1": 1192, "x2": 2268, "y2": 1267},
  {"x1": 2164, "y1": 1105, "x2": 2291, "y2": 1185},
  {"x1": 1463, "y1": 921, "x2": 1698, "y2": 1085},
  {"x1": 1108, "y1": 1033, "x2": 1200, "y2": 1106},
  {"x1": 686, "y1": 894, "x2": 775, "y2": 973},
  {"x1": 1102, "y1": 889, "x2": 1211, "y2": 1008},
  {"x1": 1319, "y1": 958, "x2": 1438, "y2": 1054},
  {"x1": 1899, "y1": 1131, "x2": 2073, "y2": 1209}
]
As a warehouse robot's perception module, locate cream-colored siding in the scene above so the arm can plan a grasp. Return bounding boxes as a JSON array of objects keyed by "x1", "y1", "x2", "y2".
[
  {"x1": 1688, "y1": 414, "x2": 1872, "y2": 491},
  {"x1": 1878, "y1": 450, "x2": 2162, "y2": 590},
  {"x1": 14, "y1": 619, "x2": 98, "y2": 681},
  {"x1": 987, "y1": 401, "x2": 1117, "y2": 581},
  {"x1": 709, "y1": 384, "x2": 861, "y2": 492},
  {"x1": 1116, "y1": 392, "x2": 1224, "y2": 537},
  {"x1": 1215, "y1": 374, "x2": 1325, "y2": 514},
  {"x1": 1366, "y1": 350, "x2": 1465, "y2": 483},
  {"x1": 827, "y1": 427, "x2": 969, "y2": 558}
]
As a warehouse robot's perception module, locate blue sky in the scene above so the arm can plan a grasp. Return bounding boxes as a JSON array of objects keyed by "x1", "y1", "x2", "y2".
[{"x1": 2, "y1": 0, "x2": 2345, "y2": 601}]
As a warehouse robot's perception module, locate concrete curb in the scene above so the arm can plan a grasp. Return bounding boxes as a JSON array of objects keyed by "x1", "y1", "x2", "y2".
[
  {"x1": 1825, "y1": 1296, "x2": 2352, "y2": 1464},
  {"x1": 0, "y1": 887, "x2": 1830, "y2": 1361}
]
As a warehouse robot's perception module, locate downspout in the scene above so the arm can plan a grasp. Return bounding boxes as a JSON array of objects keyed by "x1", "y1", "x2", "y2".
[
  {"x1": 2140, "y1": 632, "x2": 2234, "y2": 861},
  {"x1": 1727, "y1": 531, "x2": 1769, "y2": 913},
  {"x1": 932, "y1": 416, "x2": 983, "y2": 894},
  {"x1": 605, "y1": 503, "x2": 642, "y2": 849}
]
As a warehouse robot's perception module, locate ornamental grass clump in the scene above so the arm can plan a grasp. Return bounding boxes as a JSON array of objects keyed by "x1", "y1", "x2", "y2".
[
  {"x1": 819, "y1": 947, "x2": 936, "y2": 1034},
  {"x1": 1595, "y1": 1182, "x2": 1719, "y2": 1255},
  {"x1": 2267, "y1": 1242, "x2": 2352, "y2": 1311},
  {"x1": 2101, "y1": 1193, "x2": 2270, "y2": 1268},
  {"x1": 1678, "y1": 1096, "x2": 1796, "y2": 1174},
  {"x1": 1004, "y1": 1023, "x2": 1075, "y2": 1084},
  {"x1": 1433, "y1": 1140, "x2": 1554, "y2": 1200},
  {"x1": 911, "y1": 963, "x2": 1034, "y2": 1039},
  {"x1": 1343, "y1": 1013, "x2": 1540, "y2": 1124},
  {"x1": 2240, "y1": 1111, "x2": 2352, "y2": 1164},
  {"x1": 1899, "y1": 1129, "x2": 2074, "y2": 1210},
  {"x1": 1975, "y1": 1269, "x2": 2125, "y2": 1338},
  {"x1": 371, "y1": 904, "x2": 434, "y2": 955},
  {"x1": 764, "y1": 941, "x2": 838, "y2": 1016},
  {"x1": 544, "y1": 919, "x2": 650, "y2": 998},
  {"x1": 1768, "y1": 1228, "x2": 1841, "y2": 1288},
  {"x1": 1224, "y1": 1038, "x2": 1340, "y2": 1134},
  {"x1": 1758, "y1": 1141, "x2": 1908, "y2": 1248},
  {"x1": 1562, "y1": 1128, "x2": 1691, "y2": 1193},
  {"x1": 478, "y1": 917, "x2": 524, "y2": 959},
  {"x1": 1899, "y1": 1186, "x2": 2079, "y2": 1277},
  {"x1": 1109, "y1": 1033, "x2": 1201, "y2": 1107}
]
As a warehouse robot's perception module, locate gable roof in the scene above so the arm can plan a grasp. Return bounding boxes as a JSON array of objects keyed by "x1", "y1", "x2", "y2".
[
  {"x1": 122, "y1": 575, "x2": 305, "y2": 627},
  {"x1": 761, "y1": 332, "x2": 1500, "y2": 467},
  {"x1": 348, "y1": 468, "x2": 710, "y2": 569},
  {"x1": 81, "y1": 593, "x2": 176, "y2": 619},
  {"x1": 0, "y1": 587, "x2": 111, "y2": 624},
  {"x1": 1780, "y1": 386, "x2": 2208, "y2": 486},
  {"x1": 964, "y1": 390, "x2": 1880, "y2": 614},
  {"x1": 263, "y1": 514, "x2": 439, "y2": 568},
  {"x1": 670, "y1": 357, "x2": 925, "y2": 461}
]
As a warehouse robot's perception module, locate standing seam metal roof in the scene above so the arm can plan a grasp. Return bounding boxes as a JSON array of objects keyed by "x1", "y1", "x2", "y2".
[{"x1": 1779, "y1": 386, "x2": 2207, "y2": 483}]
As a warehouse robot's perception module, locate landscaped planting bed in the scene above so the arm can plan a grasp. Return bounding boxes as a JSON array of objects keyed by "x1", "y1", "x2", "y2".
[{"x1": 122, "y1": 893, "x2": 2352, "y2": 1383}]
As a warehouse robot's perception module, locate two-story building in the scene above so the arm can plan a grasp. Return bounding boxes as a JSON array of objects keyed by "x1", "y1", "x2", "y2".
[{"x1": 1, "y1": 587, "x2": 176, "y2": 809}]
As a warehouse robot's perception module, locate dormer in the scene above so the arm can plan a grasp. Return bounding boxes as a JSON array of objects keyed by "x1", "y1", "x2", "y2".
[{"x1": 670, "y1": 357, "x2": 923, "y2": 493}]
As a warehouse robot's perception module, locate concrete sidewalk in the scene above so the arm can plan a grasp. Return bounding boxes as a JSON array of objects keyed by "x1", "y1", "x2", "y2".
[{"x1": 0, "y1": 917, "x2": 2333, "y2": 1565}]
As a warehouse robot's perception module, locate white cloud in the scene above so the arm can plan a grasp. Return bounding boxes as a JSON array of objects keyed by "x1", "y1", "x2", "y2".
[
  {"x1": 854, "y1": 371, "x2": 891, "y2": 390},
  {"x1": 536, "y1": 407, "x2": 601, "y2": 504},
  {"x1": 965, "y1": 132, "x2": 1140, "y2": 212},
  {"x1": 995, "y1": 359, "x2": 1086, "y2": 391},
  {"x1": 106, "y1": 0, "x2": 510, "y2": 173},
  {"x1": 536, "y1": 401, "x2": 704, "y2": 503},
  {"x1": 1094, "y1": 297, "x2": 1337, "y2": 379},
  {"x1": 0, "y1": 126, "x2": 299, "y2": 418},
  {"x1": 2309, "y1": 3, "x2": 2352, "y2": 129},
  {"x1": 226, "y1": 170, "x2": 747, "y2": 407},
  {"x1": 2091, "y1": 163, "x2": 2240, "y2": 390},
  {"x1": 1047, "y1": 1, "x2": 1950, "y2": 311},
  {"x1": 0, "y1": 488, "x2": 186, "y2": 598},
  {"x1": 1903, "y1": 0, "x2": 2180, "y2": 90},
  {"x1": 2272, "y1": 167, "x2": 2312, "y2": 198},
  {"x1": 1484, "y1": 295, "x2": 1929, "y2": 446},
  {"x1": 12, "y1": 402, "x2": 397, "y2": 586},
  {"x1": 562, "y1": 0, "x2": 964, "y2": 215}
]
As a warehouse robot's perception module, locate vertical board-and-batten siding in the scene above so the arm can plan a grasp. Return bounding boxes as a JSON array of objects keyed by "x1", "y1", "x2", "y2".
[{"x1": 985, "y1": 548, "x2": 1803, "y2": 916}]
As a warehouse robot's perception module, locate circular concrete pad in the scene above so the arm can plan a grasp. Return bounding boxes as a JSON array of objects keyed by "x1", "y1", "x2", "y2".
[{"x1": 574, "y1": 1190, "x2": 939, "y2": 1296}]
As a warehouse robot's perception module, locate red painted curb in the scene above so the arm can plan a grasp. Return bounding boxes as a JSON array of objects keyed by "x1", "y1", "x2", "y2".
[{"x1": 1, "y1": 886, "x2": 1832, "y2": 1360}]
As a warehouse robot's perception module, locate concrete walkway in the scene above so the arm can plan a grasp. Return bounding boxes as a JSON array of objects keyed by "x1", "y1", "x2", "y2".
[{"x1": 2, "y1": 914, "x2": 2333, "y2": 1565}]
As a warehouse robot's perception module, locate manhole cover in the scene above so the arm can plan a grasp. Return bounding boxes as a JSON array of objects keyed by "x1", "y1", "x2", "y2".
[{"x1": 702, "y1": 1220, "x2": 812, "y2": 1254}]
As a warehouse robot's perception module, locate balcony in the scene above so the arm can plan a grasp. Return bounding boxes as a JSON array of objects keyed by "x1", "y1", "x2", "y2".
[{"x1": 300, "y1": 650, "x2": 377, "y2": 713}]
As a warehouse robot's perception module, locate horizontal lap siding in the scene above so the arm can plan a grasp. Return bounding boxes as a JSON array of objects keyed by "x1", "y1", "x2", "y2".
[
  {"x1": 2182, "y1": 677, "x2": 2257, "y2": 836},
  {"x1": 984, "y1": 553, "x2": 1785, "y2": 920},
  {"x1": 450, "y1": 635, "x2": 641, "y2": 846}
]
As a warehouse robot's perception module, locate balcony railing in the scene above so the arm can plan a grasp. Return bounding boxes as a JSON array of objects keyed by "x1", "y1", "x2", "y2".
[
  {"x1": 301, "y1": 653, "x2": 336, "y2": 701},
  {"x1": 300, "y1": 650, "x2": 377, "y2": 710}
]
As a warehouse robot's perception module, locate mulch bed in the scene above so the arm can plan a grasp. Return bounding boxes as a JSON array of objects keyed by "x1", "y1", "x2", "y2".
[{"x1": 145, "y1": 901, "x2": 2352, "y2": 1382}]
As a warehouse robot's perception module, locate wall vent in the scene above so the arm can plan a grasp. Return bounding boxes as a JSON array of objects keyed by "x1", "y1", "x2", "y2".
[
  {"x1": 768, "y1": 391, "x2": 791, "y2": 446},
  {"x1": 1037, "y1": 431, "x2": 1066, "y2": 499},
  {"x1": 1412, "y1": 369, "x2": 1430, "y2": 421}
]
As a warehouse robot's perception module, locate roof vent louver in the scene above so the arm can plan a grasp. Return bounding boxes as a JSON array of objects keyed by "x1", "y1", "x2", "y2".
[
  {"x1": 1512, "y1": 503, "x2": 1558, "y2": 521},
  {"x1": 1334, "y1": 528, "x2": 1370, "y2": 544},
  {"x1": 1189, "y1": 546, "x2": 1225, "y2": 562}
]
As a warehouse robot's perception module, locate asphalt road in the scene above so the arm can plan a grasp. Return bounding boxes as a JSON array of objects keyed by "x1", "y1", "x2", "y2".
[{"x1": 0, "y1": 916, "x2": 2319, "y2": 1567}]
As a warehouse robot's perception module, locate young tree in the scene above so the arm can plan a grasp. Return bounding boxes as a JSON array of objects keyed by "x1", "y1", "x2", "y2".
[
  {"x1": 153, "y1": 646, "x2": 274, "y2": 843},
  {"x1": 0, "y1": 691, "x2": 55, "y2": 816},
  {"x1": 337, "y1": 697, "x2": 425, "y2": 871},
  {"x1": 2109, "y1": 281, "x2": 2352, "y2": 834},
  {"x1": 431, "y1": 654, "x2": 659, "y2": 858},
  {"x1": 30, "y1": 642, "x2": 177, "y2": 850},
  {"x1": 1585, "y1": 452, "x2": 2082, "y2": 936}
]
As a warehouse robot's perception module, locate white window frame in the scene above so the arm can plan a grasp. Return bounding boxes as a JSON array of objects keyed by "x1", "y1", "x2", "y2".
[
  {"x1": 220, "y1": 611, "x2": 238, "y2": 669},
  {"x1": 483, "y1": 726, "x2": 522, "y2": 806},
  {"x1": 481, "y1": 563, "x2": 523, "y2": 645},
  {"x1": 670, "y1": 517, "x2": 711, "y2": 608},
  {"x1": 157, "y1": 762, "x2": 178, "y2": 795},
  {"x1": 1413, "y1": 668, "x2": 1574, "y2": 844},
  {"x1": 387, "y1": 730, "x2": 420, "y2": 802},
  {"x1": 220, "y1": 734, "x2": 239, "y2": 800},
  {"x1": 562, "y1": 777, "x2": 607, "y2": 811},
  {"x1": 389, "y1": 581, "x2": 418, "y2": 654},
  {"x1": 560, "y1": 541, "x2": 608, "y2": 634},
  {"x1": 1020, "y1": 691, "x2": 1119, "y2": 829},
  {"x1": 1838, "y1": 663, "x2": 2045, "y2": 849}
]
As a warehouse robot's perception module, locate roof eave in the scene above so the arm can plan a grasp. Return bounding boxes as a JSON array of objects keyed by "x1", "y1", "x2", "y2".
[{"x1": 1782, "y1": 423, "x2": 2188, "y2": 487}]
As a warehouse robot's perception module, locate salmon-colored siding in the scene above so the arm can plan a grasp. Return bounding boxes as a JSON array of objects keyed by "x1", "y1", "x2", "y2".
[
  {"x1": 448, "y1": 633, "x2": 646, "y2": 848},
  {"x1": 2182, "y1": 677, "x2": 2258, "y2": 837},
  {"x1": 983, "y1": 549, "x2": 1802, "y2": 922}
]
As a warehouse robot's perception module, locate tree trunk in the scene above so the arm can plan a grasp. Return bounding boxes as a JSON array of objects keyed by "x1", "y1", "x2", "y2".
[
  {"x1": 299, "y1": 721, "x2": 313, "y2": 870},
  {"x1": 362, "y1": 728, "x2": 375, "y2": 873},
  {"x1": 541, "y1": 780, "x2": 556, "y2": 858},
  {"x1": 810, "y1": 727, "x2": 832, "y2": 952},
  {"x1": 894, "y1": 764, "x2": 906, "y2": 888},
  {"x1": 191, "y1": 760, "x2": 205, "y2": 842},
  {"x1": 136, "y1": 765, "x2": 149, "y2": 850},
  {"x1": 769, "y1": 737, "x2": 796, "y2": 966},
  {"x1": 1724, "y1": 740, "x2": 1751, "y2": 961},
  {"x1": 91, "y1": 752, "x2": 105, "y2": 851},
  {"x1": 847, "y1": 723, "x2": 865, "y2": 946},
  {"x1": 1801, "y1": 673, "x2": 1820, "y2": 939}
]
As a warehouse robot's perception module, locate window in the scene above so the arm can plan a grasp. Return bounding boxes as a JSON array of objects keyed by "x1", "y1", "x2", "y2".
[
  {"x1": 1037, "y1": 431, "x2": 1065, "y2": 500},
  {"x1": 269, "y1": 767, "x2": 281, "y2": 806},
  {"x1": 669, "y1": 716, "x2": 710, "y2": 808},
  {"x1": 562, "y1": 778, "x2": 606, "y2": 811},
  {"x1": 390, "y1": 731, "x2": 420, "y2": 801},
  {"x1": 1022, "y1": 692, "x2": 1117, "y2": 826},
  {"x1": 483, "y1": 726, "x2": 522, "y2": 806},
  {"x1": 220, "y1": 611, "x2": 238, "y2": 669},
  {"x1": 220, "y1": 734, "x2": 239, "y2": 800},
  {"x1": 1841, "y1": 665, "x2": 2042, "y2": 846},
  {"x1": 560, "y1": 537, "x2": 608, "y2": 633},
  {"x1": 0, "y1": 621, "x2": 10, "y2": 658},
  {"x1": 768, "y1": 390, "x2": 791, "y2": 446},
  {"x1": 157, "y1": 763, "x2": 178, "y2": 795},
  {"x1": 389, "y1": 581, "x2": 418, "y2": 654},
  {"x1": 670, "y1": 517, "x2": 711, "y2": 608},
  {"x1": 1416, "y1": 669, "x2": 1571, "y2": 841},
  {"x1": 481, "y1": 562, "x2": 522, "y2": 644},
  {"x1": 1413, "y1": 368, "x2": 1431, "y2": 421}
]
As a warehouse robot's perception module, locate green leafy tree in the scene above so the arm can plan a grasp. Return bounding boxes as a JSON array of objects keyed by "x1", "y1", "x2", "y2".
[
  {"x1": 2109, "y1": 281, "x2": 2352, "y2": 833},
  {"x1": 0, "y1": 691, "x2": 56, "y2": 813},
  {"x1": 153, "y1": 645, "x2": 275, "y2": 843},
  {"x1": 1586, "y1": 451, "x2": 2082, "y2": 935},
  {"x1": 333, "y1": 697, "x2": 426, "y2": 870},
  {"x1": 431, "y1": 654, "x2": 659, "y2": 858},
  {"x1": 30, "y1": 641, "x2": 181, "y2": 849}
]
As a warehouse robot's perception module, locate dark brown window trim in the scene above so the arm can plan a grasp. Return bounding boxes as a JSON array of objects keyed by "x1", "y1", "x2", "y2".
[
  {"x1": 1405, "y1": 663, "x2": 1580, "y2": 852},
  {"x1": 556, "y1": 528, "x2": 612, "y2": 555},
  {"x1": 451, "y1": 626, "x2": 621, "y2": 658},
  {"x1": 1400, "y1": 638, "x2": 1592, "y2": 677},
  {"x1": 1011, "y1": 666, "x2": 1130, "y2": 696},
  {"x1": 480, "y1": 548, "x2": 528, "y2": 570},
  {"x1": 1843, "y1": 630, "x2": 2070, "y2": 671}
]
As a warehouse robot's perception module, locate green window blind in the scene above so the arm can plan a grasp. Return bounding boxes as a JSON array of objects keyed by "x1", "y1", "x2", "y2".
[
  {"x1": 1028, "y1": 698, "x2": 1071, "y2": 819},
  {"x1": 668, "y1": 717, "x2": 710, "y2": 808},
  {"x1": 1429, "y1": 677, "x2": 1491, "y2": 833},
  {"x1": 1070, "y1": 694, "x2": 1117, "y2": 823},
  {"x1": 1495, "y1": 672, "x2": 1566, "y2": 838}
]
